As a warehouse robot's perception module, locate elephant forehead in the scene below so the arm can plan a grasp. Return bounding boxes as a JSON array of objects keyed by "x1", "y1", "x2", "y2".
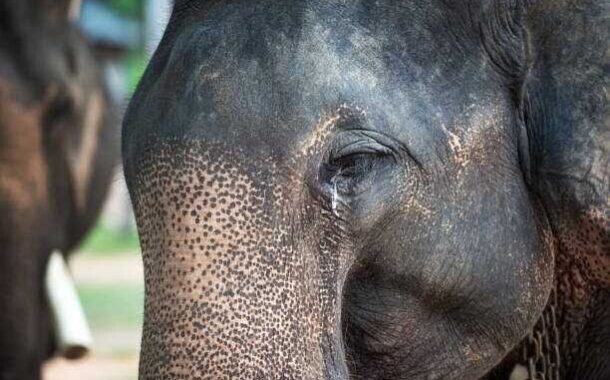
[{"x1": 127, "y1": 0, "x2": 512, "y2": 161}]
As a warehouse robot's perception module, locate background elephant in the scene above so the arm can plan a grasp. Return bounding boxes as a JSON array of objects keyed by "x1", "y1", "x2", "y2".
[
  {"x1": 123, "y1": 0, "x2": 608, "y2": 379},
  {"x1": 0, "y1": 0, "x2": 118, "y2": 379}
]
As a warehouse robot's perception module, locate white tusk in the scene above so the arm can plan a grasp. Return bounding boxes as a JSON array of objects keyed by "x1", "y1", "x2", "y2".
[
  {"x1": 45, "y1": 250, "x2": 93, "y2": 360},
  {"x1": 68, "y1": 0, "x2": 82, "y2": 21},
  {"x1": 509, "y1": 364, "x2": 530, "y2": 380}
]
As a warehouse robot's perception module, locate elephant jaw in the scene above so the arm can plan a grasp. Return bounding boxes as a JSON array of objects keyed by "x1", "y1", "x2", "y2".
[{"x1": 45, "y1": 250, "x2": 93, "y2": 360}]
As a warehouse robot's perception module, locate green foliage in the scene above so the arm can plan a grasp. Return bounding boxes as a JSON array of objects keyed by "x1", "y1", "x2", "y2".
[
  {"x1": 124, "y1": 51, "x2": 148, "y2": 93},
  {"x1": 78, "y1": 223, "x2": 140, "y2": 254},
  {"x1": 77, "y1": 283, "x2": 144, "y2": 329},
  {"x1": 108, "y1": 0, "x2": 143, "y2": 19}
]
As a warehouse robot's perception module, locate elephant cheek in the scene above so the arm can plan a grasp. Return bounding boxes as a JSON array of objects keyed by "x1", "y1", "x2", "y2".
[{"x1": 131, "y1": 141, "x2": 348, "y2": 379}]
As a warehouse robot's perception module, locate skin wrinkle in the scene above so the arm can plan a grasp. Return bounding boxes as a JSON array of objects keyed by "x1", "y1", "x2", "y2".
[{"x1": 441, "y1": 99, "x2": 514, "y2": 178}]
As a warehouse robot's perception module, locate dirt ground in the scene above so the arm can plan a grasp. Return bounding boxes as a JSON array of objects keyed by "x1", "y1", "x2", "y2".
[
  {"x1": 44, "y1": 357, "x2": 138, "y2": 380},
  {"x1": 43, "y1": 253, "x2": 143, "y2": 380}
]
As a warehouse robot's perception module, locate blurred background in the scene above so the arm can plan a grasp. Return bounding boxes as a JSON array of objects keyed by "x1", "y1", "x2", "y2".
[{"x1": 39, "y1": 0, "x2": 173, "y2": 378}]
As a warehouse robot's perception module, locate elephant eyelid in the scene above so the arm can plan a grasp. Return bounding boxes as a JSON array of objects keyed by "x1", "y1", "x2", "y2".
[{"x1": 328, "y1": 129, "x2": 418, "y2": 169}]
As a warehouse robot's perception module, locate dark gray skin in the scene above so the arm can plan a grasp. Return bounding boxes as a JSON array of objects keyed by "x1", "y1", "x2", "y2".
[
  {"x1": 0, "y1": 1, "x2": 118, "y2": 379},
  {"x1": 123, "y1": 0, "x2": 609, "y2": 379}
]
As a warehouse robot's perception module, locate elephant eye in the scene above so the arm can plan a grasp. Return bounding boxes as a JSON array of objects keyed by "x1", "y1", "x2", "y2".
[
  {"x1": 331, "y1": 153, "x2": 380, "y2": 177},
  {"x1": 323, "y1": 151, "x2": 393, "y2": 196}
]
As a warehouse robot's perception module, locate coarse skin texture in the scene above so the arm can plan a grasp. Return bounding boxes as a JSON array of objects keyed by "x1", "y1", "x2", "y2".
[
  {"x1": 123, "y1": 0, "x2": 609, "y2": 379},
  {"x1": 0, "y1": 1, "x2": 119, "y2": 379}
]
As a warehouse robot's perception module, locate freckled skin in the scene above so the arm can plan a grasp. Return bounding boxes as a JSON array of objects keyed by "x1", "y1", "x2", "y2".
[
  {"x1": 0, "y1": 1, "x2": 119, "y2": 379},
  {"x1": 133, "y1": 139, "x2": 351, "y2": 379},
  {"x1": 124, "y1": 0, "x2": 609, "y2": 379}
]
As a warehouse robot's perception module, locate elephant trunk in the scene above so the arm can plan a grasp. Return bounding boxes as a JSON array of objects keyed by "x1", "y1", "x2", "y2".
[{"x1": 132, "y1": 142, "x2": 351, "y2": 379}]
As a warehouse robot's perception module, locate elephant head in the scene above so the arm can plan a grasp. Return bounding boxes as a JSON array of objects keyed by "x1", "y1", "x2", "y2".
[
  {"x1": 123, "y1": 0, "x2": 608, "y2": 379},
  {"x1": 0, "y1": 0, "x2": 118, "y2": 378}
]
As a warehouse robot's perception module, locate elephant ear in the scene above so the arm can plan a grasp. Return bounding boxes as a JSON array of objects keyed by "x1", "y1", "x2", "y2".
[
  {"x1": 524, "y1": 0, "x2": 609, "y2": 286},
  {"x1": 40, "y1": 25, "x2": 119, "y2": 252},
  {"x1": 50, "y1": 0, "x2": 82, "y2": 20},
  {"x1": 28, "y1": 0, "x2": 82, "y2": 23}
]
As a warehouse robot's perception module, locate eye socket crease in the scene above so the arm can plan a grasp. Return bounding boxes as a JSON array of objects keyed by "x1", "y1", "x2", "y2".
[
  {"x1": 327, "y1": 128, "x2": 422, "y2": 170},
  {"x1": 333, "y1": 140, "x2": 395, "y2": 161}
]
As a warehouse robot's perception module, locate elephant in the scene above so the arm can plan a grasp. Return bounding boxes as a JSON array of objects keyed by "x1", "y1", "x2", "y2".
[
  {"x1": 123, "y1": 0, "x2": 609, "y2": 379},
  {"x1": 0, "y1": 0, "x2": 118, "y2": 379}
]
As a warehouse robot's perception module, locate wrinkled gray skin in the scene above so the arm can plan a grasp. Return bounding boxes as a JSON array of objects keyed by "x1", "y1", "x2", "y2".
[
  {"x1": 0, "y1": 1, "x2": 118, "y2": 379},
  {"x1": 123, "y1": 0, "x2": 609, "y2": 379}
]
